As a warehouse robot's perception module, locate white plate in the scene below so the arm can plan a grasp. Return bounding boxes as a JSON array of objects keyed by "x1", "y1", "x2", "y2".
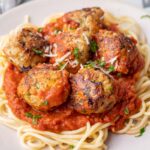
[{"x1": 0, "y1": 0, "x2": 150, "y2": 150}]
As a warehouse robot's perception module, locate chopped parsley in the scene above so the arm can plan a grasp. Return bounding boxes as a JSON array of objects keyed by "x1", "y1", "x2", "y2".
[
  {"x1": 108, "y1": 65, "x2": 115, "y2": 73},
  {"x1": 141, "y1": 15, "x2": 150, "y2": 19},
  {"x1": 138, "y1": 128, "x2": 145, "y2": 137},
  {"x1": 98, "y1": 60, "x2": 106, "y2": 67},
  {"x1": 25, "y1": 112, "x2": 42, "y2": 124},
  {"x1": 32, "y1": 48, "x2": 43, "y2": 55},
  {"x1": 42, "y1": 100, "x2": 49, "y2": 106},
  {"x1": 117, "y1": 72, "x2": 122, "y2": 77},
  {"x1": 73, "y1": 47, "x2": 79, "y2": 59},
  {"x1": 38, "y1": 27, "x2": 43, "y2": 32},
  {"x1": 32, "y1": 115, "x2": 42, "y2": 124},
  {"x1": 25, "y1": 112, "x2": 33, "y2": 118},
  {"x1": 90, "y1": 40, "x2": 98, "y2": 53},
  {"x1": 108, "y1": 86, "x2": 113, "y2": 91},
  {"x1": 70, "y1": 27, "x2": 75, "y2": 30},
  {"x1": 69, "y1": 145, "x2": 74, "y2": 149},
  {"x1": 85, "y1": 61, "x2": 96, "y2": 68},
  {"x1": 58, "y1": 63, "x2": 66, "y2": 70},
  {"x1": 53, "y1": 29, "x2": 61, "y2": 35},
  {"x1": 124, "y1": 107, "x2": 129, "y2": 115}
]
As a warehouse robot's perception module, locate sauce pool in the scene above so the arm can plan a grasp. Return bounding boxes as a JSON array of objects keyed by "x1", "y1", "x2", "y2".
[{"x1": 3, "y1": 64, "x2": 141, "y2": 132}]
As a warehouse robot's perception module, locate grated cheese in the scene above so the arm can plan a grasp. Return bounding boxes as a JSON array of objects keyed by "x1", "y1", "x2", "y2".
[
  {"x1": 82, "y1": 33, "x2": 90, "y2": 45},
  {"x1": 54, "y1": 51, "x2": 71, "y2": 65},
  {"x1": 60, "y1": 62, "x2": 68, "y2": 70},
  {"x1": 80, "y1": 64, "x2": 84, "y2": 69},
  {"x1": 108, "y1": 56, "x2": 118, "y2": 65},
  {"x1": 68, "y1": 59, "x2": 79, "y2": 68}
]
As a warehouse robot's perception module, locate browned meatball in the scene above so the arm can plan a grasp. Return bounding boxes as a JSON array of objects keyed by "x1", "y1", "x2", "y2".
[
  {"x1": 17, "y1": 64, "x2": 70, "y2": 111},
  {"x1": 43, "y1": 7, "x2": 104, "y2": 38},
  {"x1": 2, "y1": 24, "x2": 48, "y2": 71},
  {"x1": 69, "y1": 68, "x2": 121, "y2": 114},
  {"x1": 48, "y1": 32, "x2": 89, "y2": 73},
  {"x1": 94, "y1": 29, "x2": 144, "y2": 75}
]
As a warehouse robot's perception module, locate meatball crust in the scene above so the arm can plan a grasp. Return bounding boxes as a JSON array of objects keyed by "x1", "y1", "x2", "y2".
[
  {"x1": 49, "y1": 32, "x2": 89, "y2": 73},
  {"x1": 69, "y1": 68, "x2": 120, "y2": 114},
  {"x1": 17, "y1": 64, "x2": 70, "y2": 111},
  {"x1": 2, "y1": 24, "x2": 48, "y2": 71},
  {"x1": 94, "y1": 30, "x2": 144, "y2": 75},
  {"x1": 43, "y1": 7, "x2": 104, "y2": 38}
]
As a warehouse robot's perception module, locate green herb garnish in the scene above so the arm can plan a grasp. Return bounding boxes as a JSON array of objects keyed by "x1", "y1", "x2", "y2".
[
  {"x1": 73, "y1": 47, "x2": 79, "y2": 59},
  {"x1": 58, "y1": 63, "x2": 66, "y2": 70},
  {"x1": 141, "y1": 15, "x2": 150, "y2": 19},
  {"x1": 138, "y1": 128, "x2": 145, "y2": 137},
  {"x1": 53, "y1": 29, "x2": 61, "y2": 35},
  {"x1": 85, "y1": 61, "x2": 96, "y2": 68},
  {"x1": 98, "y1": 60, "x2": 106, "y2": 67},
  {"x1": 108, "y1": 86, "x2": 113, "y2": 91},
  {"x1": 70, "y1": 27, "x2": 75, "y2": 30},
  {"x1": 108, "y1": 65, "x2": 115, "y2": 73},
  {"x1": 69, "y1": 145, "x2": 74, "y2": 149},
  {"x1": 124, "y1": 107, "x2": 129, "y2": 115},
  {"x1": 117, "y1": 73, "x2": 122, "y2": 77},
  {"x1": 25, "y1": 112, "x2": 33, "y2": 118},
  {"x1": 32, "y1": 115, "x2": 42, "y2": 125},
  {"x1": 32, "y1": 48, "x2": 43, "y2": 55},
  {"x1": 90, "y1": 40, "x2": 98, "y2": 53},
  {"x1": 25, "y1": 112, "x2": 42, "y2": 125},
  {"x1": 38, "y1": 27, "x2": 43, "y2": 32},
  {"x1": 42, "y1": 100, "x2": 49, "y2": 106}
]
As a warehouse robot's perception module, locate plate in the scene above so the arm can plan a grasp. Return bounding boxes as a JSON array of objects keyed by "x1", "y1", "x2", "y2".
[{"x1": 0, "y1": 0, "x2": 150, "y2": 150}]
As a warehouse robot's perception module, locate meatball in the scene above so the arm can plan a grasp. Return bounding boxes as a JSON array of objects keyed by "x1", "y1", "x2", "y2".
[
  {"x1": 94, "y1": 29, "x2": 144, "y2": 75},
  {"x1": 69, "y1": 68, "x2": 121, "y2": 114},
  {"x1": 17, "y1": 64, "x2": 70, "y2": 111},
  {"x1": 48, "y1": 32, "x2": 89, "y2": 73},
  {"x1": 2, "y1": 24, "x2": 48, "y2": 71},
  {"x1": 43, "y1": 7, "x2": 104, "y2": 38}
]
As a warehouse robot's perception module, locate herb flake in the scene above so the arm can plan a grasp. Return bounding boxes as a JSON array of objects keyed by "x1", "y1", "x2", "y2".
[
  {"x1": 38, "y1": 27, "x2": 43, "y2": 33},
  {"x1": 138, "y1": 128, "x2": 145, "y2": 137},
  {"x1": 98, "y1": 60, "x2": 106, "y2": 67},
  {"x1": 124, "y1": 107, "x2": 129, "y2": 115},
  {"x1": 25, "y1": 112, "x2": 42, "y2": 125},
  {"x1": 69, "y1": 145, "x2": 74, "y2": 149},
  {"x1": 141, "y1": 15, "x2": 150, "y2": 19},
  {"x1": 32, "y1": 48, "x2": 43, "y2": 55},
  {"x1": 42, "y1": 100, "x2": 49, "y2": 106},
  {"x1": 85, "y1": 61, "x2": 96, "y2": 68},
  {"x1": 58, "y1": 63, "x2": 66, "y2": 70},
  {"x1": 53, "y1": 29, "x2": 61, "y2": 35},
  {"x1": 73, "y1": 47, "x2": 79, "y2": 59},
  {"x1": 117, "y1": 72, "x2": 122, "y2": 77},
  {"x1": 108, "y1": 65, "x2": 115, "y2": 73},
  {"x1": 90, "y1": 40, "x2": 98, "y2": 53},
  {"x1": 25, "y1": 112, "x2": 33, "y2": 118},
  {"x1": 32, "y1": 115, "x2": 42, "y2": 125}
]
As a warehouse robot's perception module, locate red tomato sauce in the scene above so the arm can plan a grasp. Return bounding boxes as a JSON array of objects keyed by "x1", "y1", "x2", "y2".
[{"x1": 3, "y1": 64, "x2": 141, "y2": 133}]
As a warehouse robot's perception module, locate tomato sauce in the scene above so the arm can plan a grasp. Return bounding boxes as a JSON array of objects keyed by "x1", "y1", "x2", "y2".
[{"x1": 3, "y1": 64, "x2": 141, "y2": 133}]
